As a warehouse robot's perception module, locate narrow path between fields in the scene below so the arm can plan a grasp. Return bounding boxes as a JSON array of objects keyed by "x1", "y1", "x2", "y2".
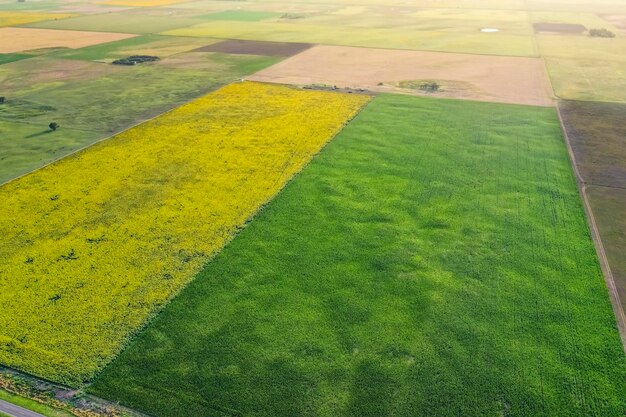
[
  {"x1": 556, "y1": 104, "x2": 626, "y2": 351},
  {"x1": 0, "y1": 399, "x2": 45, "y2": 417}
]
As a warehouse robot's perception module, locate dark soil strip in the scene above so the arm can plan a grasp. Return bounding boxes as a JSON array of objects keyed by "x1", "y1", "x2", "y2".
[
  {"x1": 559, "y1": 100, "x2": 626, "y2": 189},
  {"x1": 533, "y1": 22, "x2": 586, "y2": 33},
  {"x1": 194, "y1": 39, "x2": 313, "y2": 57}
]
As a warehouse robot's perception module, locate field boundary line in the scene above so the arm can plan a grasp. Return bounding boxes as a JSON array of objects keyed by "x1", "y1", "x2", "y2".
[{"x1": 556, "y1": 103, "x2": 626, "y2": 351}]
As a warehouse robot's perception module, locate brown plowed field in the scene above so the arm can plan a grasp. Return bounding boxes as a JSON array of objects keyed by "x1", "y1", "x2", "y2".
[
  {"x1": 559, "y1": 100, "x2": 626, "y2": 323},
  {"x1": 0, "y1": 27, "x2": 136, "y2": 53},
  {"x1": 249, "y1": 45, "x2": 554, "y2": 106},
  {"x1": 560, "y1": 100, "x2": 626, "y2": 189},
  {"x1": 533, "y1": 22, "x2": 587, "y2": 33},
  {"x1": 194, "y1": 39, "x2": 313, "y2": 57}
]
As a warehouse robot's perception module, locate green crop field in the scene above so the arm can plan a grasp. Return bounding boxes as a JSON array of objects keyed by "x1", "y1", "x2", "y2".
[
  {"x1": 0, "y1": 0, "x2": 625, "y2": 415},
  {"x1": 0, "y1": 120, "x2": 98, "y2": 185},
  {"x1": 165, "y1": 21, "x2": 537, "y2": 56},
  {"x1": 90, "y1": 95, "x2": 626, "y2": 417},
  {"x1": 0, "y1": 389, "x2": 74, "y2": 417},
  {"x1": 200, "y1": 10, "x2": 282, "y2": 22}
]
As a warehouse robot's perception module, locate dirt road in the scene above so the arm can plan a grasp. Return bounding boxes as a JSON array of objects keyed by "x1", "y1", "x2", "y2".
[{"x1": 0, "y1": 399, "x2": 45, "y2": 417}]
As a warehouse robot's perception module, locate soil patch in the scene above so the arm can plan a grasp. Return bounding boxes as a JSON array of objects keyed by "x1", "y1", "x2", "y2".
[
  {"x1": 0, "y1": 28, "x2": 136, "y2": 54},
  {"x1": 249, "y1": 45, "x2": 553, "y2": 106},
  {"x1": 533, "y1": 22, "x2": 587, "y2": 34},
  {"x1": 559, "y1": 100, "x2": 626, "y2": 320},
  {"x1": 194, "y1": 39, "x2": 313, "y2": 57},
  {"x1": 559, "y1": 100, "x2": 626, "y2": 188}
]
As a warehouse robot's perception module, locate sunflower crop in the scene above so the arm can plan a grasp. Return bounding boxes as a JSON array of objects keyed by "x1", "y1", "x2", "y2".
[{"x1": 0, "y1": 81, "x2": 369, "y2": 385}]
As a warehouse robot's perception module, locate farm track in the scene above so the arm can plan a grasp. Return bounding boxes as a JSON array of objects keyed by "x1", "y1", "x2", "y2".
[
  {"x1": 0, "y1": 399, "x2": 45, "y2": 417},
  {"x1": 556, "y1": 103, "x2": 626, "y2": 351}
]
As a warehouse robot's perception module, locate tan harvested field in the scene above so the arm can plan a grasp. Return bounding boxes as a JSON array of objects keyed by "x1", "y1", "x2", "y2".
[
  {"x1": 0, "y1": 28, "x2": 137, "y2": 53},
  {"x1": 249, "y1": 45, "x2": 554, "y2": 106},
  {"x1": 0, "y1": 57, "x2": 123, "y2": 97},
  {"x1": 601, "y1": 14, "x2": 626, "y2": 32}
]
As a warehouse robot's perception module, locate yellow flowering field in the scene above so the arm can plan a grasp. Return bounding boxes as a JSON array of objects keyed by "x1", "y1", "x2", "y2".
[
  {"x1": 0, "y1": 81, "x2": 369, "y2": 385},
  {"x1": 0, "y1": 12, "x2": 74, "y2": 27}
]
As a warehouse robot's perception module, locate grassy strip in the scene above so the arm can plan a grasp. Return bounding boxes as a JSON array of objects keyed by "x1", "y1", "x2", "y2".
[
  {"x1": 0, "y1": 390, "x2": 73, "y2": 417},
  {"x1": 91, "y1": 95, "x2": 626, "y2": 416}
]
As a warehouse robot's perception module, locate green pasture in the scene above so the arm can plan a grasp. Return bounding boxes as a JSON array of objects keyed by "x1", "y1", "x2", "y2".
[
  {"x1": 165, "y1": 21, "x2": 536, "y2": 56},
  {"x1": 529, "y1": 11, "x2": 619, "y2": 30},
  {"x1": 537, "y1": 35, "x2": 626, "y2": 62},
  {"x1": 27, "y1": 9, "x2": 204, "y2": 34},
  {"x1": 0, "y1": 53, "x2": 32, "y2": 65},
  {"x1": 51, "y1": 35, "x2": 215, "y2": 61},
  {"x1": 299, "y1": 7, "x2": 533, "y2": 36},
  {"x1": 90, "y1": 95, "x2": 626, "y2": 417},
  {"x1": 200, "y1": 10, "x2": 282, "y2": 22}
]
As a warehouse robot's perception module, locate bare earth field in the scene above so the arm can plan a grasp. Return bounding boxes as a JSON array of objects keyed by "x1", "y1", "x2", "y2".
[
  {"x1": 194, "y1": 39, "x2": 313, "y2": 57},
  {"x1": 0, "y1": 28, "x2": 136, "y2": 54},
  {"x1": 587, "y1": 186, "x2": 626, "y2": 314},
  {"x1": 559, "y1": 100, "x2": 626, "y2": 329},
  {"x1": 249, "y1": 45, "x2": 554, "y2": 106}
]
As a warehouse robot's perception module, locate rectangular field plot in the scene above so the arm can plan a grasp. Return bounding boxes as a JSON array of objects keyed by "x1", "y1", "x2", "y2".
[
  {"x1": 91, "y1": 95, "x2": 626, "y2": 417},
  {"x1": 0, "y1": 82, "x2": 368, "y2": 384},
  {"x1": 545, "y1": 57, "x2": 626, "y2": 103},
  {"x1": 0, "y1": 28, "x2": 137, "y2": 54},
  {"x1": 194, "y1": 39, "x2": 312, "y2": 57},
  {"x1": 27, "y1": 8, "x2": 203, "y2": 34},
  {"x1": 0, "y1": 121, "x2": 100, "y2": 185},
  {"x1": 560, "y1": 100, "x2": 626, "y2": 319},
  {"x1": 0, "y1": 53, "x2": 32, "y2": 66},
  {"x1": 250, "y1": 45, "x2": 553, "y2": 106},
  {"x1": 164, "y1": 20, "x2": 536, "y2": 57},
  {"x1": 51, "y1": 34, "x2": 216, "y2": 61},
  {"x1": 587, "y1": 186, "x2": 626, "y2": 316}
]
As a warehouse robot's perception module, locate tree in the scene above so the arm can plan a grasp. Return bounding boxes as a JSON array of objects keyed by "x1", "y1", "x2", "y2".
[
  {"x1": 0, "y1": 97, "x2": 5, "y2": 104},
  {"x1": 49, "y1": 122, "x2": 59, "y2": 131},
  {"x1": 589, "y1": 28, "x2": 615, "y2": 38},
  {"x1": 419, "y1": 81, "x2": 440, "y2": 92}
]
